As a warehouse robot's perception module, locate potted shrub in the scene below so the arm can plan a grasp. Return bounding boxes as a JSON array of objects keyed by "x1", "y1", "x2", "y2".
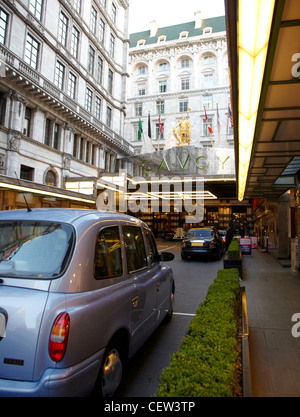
[{"x1": 223, "y1": 239, "x2": 243, "y2": 279}]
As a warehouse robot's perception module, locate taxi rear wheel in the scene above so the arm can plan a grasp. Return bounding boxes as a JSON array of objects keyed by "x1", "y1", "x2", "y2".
[{"x1": 94, "y1": 338, "x2": 125, "y2": 397}]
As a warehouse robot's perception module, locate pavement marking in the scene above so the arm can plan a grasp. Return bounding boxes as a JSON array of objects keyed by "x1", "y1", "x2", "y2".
[
  {"x1": 158, "y1": 245, "x2": 177, "y2": 251},
  {"x1": 173, "y1": 312, "x2": 196, "y2": 317}
]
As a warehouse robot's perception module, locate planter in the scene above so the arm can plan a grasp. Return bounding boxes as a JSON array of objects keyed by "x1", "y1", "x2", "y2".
[
  {"x1": 223, "y1": 249, "x2": 243, "y2": 279},
  {"x1": 241, "y1": 286, "x2": 252, "y2": 397},
  {"x1": 156, "y1": 269, "x2": 242, "y2": 397}
]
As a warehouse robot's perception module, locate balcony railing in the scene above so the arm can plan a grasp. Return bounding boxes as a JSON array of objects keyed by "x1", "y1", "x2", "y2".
[{"x1": 0, "y1": 44, "x2": 134, "y2": 155}]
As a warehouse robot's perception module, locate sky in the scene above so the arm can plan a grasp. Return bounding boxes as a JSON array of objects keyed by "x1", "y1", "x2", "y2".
[{"x1": 128, "y1": 0, "x2": 225, "y2": 33}]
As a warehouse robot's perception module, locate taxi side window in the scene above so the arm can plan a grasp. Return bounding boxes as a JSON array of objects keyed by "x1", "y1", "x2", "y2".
[
  {"x1": 94, "y1": 226, "x2": 123, "y2": 279},
  {"x1": 122, "y1": 225, "x2": 147, "y2": 273},
  {"x1": 145, "y1": 229, "x2": 159, "y2": 266}
]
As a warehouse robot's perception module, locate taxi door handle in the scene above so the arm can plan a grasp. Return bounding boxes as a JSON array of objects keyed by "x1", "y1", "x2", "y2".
[{"x1": 132, "y1": 296, "x2": 139, "y2": 308}]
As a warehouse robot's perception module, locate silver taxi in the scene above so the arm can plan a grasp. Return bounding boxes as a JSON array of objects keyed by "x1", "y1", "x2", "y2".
[{"x1": 0, "y1": 209, "x2": 174, "y2": 397}]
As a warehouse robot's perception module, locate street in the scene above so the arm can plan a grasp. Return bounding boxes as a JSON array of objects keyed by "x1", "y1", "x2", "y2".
[{"x1": 116, "y1": 239, "x2": 224, "y2": 397}]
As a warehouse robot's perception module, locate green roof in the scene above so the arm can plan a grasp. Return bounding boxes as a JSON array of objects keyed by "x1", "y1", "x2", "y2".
[{"x1": 129, "y1": 16, "x2": 226, "y2": 48}]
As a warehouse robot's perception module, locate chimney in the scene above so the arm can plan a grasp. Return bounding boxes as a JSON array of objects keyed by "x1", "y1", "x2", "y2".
[
  {"x1": 150, "y1": 20, "x2": 158, "y2": 37},
  {"x1": 194, "y1": 11, "x2": 202, "y2": 29}
]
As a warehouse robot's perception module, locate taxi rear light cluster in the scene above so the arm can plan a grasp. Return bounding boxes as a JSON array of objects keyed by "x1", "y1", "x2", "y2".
[{"x1": 49, "y1": 312, "x2": 70, "y2": 362}]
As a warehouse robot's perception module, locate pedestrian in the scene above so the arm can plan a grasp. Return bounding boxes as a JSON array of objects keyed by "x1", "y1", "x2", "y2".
[
  {"x1": 225, "y1": 227, "x2": 233, "y2": 251},
  {"x1": 239, "y1": 224, "x2": 245, "y2": 238}
]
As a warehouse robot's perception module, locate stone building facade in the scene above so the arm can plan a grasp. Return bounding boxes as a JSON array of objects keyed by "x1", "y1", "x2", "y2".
[
  {"x1": 125, "y1": 12, "x2": 234, "y2": 154},
  {"x1": 120, "y1": 13, "x2": 253, "y2": 234},
  {"x1": 0, "y1": 0, "x2": 133, "y2": 209}
]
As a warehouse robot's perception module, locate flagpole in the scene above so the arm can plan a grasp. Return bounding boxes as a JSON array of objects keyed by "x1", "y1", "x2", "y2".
[
  {"x1": 209, "y1": 131, "x2": 214, "y2": 148},
  {"x1": 148, "y1": 112, "x2": 153, "y2": 152},
  {"x1": 217, "y1": 104, "x2": 220, "y2": 148},
  {"x1": 142, "y1": 130, "x2": 147, "y2": 153},
  {"x1": 138, "y1": 118, "x2": 147, "y2": 153},
  {"x1": 158, "y1": 114, "x2": 162, "y2": 152},
  {"x1": 226, "y1": 109, "x2": 229, "y2": 148},
  {"x1": 204, "y1": 106, "x2": 214, "y2": 148}
]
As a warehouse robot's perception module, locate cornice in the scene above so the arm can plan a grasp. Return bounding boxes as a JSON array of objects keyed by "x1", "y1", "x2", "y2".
[
  {"x1": 127, "y1": 86, "x2": 230, "y2": 103},
  {"x1": 130, "y1": 38, "x2": 228, "y2": 63},
  {"x1": 130, "y1": 33, "x2": 227, "y2": 54}
]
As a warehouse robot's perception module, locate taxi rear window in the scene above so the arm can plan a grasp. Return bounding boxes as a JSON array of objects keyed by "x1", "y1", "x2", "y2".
[
  {"x1": 186, "y1": 229, "x2": 213, "y2": 239},
  {"x1": 0, "y1": 221, "x2": 74, "y2": 279}
]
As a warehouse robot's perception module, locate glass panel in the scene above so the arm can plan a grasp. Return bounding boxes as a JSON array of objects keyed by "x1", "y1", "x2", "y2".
[
  {"x1": 123, "y1": 225, "x2": 147, "y2": 273},
  {"x1": 145, "y1": 229, "x2": 159, "y2": 266},
  {"x1": 186, "y1": 229, "x2": 213, "y2": 239},
  {"x1": 0, "y1": 221, "x2": 74, "y2": 278},
  {"x1": 94, "y1": 226, "x2": 122, "y2": 279}
]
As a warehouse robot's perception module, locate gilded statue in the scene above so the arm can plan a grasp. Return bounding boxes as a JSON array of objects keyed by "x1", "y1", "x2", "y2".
[{"x1": 173, "y1": 115, "x2": 191, "y2": 146}]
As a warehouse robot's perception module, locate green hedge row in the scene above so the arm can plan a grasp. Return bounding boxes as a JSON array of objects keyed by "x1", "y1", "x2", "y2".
[
  {"x1": 227, "y1": 239, "x2": 240, "y2": 260},
  {"x1": 156, "y1": 268, "x2": 241, "y2": 397}
]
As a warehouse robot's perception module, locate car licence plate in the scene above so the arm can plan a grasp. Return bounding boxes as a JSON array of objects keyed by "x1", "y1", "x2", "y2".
[{"x1": 191, "y1": 242, "x2": 203, "y2": 246}]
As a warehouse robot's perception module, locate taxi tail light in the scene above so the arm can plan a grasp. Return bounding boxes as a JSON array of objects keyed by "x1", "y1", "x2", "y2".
[
  {"x1": 49, "y1": 312, "x2": 70, "y2": 362},
  {"x1": 209, "y1": 241, "x2": 216, "y2": 249}
]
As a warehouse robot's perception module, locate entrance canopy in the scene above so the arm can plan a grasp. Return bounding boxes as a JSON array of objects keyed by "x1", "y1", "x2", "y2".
[{"x1": 226, "y1": 0, "x2": 300, "y2": 201}]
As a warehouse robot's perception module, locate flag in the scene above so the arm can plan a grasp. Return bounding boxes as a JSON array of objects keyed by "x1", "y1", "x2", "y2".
[
  {"x1": 148, "y1": 112, "x2": 151, "y2": 139},
  {"x1": 228, "y1": 105, "x2": 233, "y2": 129},
  {"x1": 138, "y1": 118, "x2": 143, "y2": 140},
  {"x1": 204, "y1": 107, "x2": 213, "y2": 134},
  {"x1": 158, "y1": 114, "x2": 163, "y2": 137}
]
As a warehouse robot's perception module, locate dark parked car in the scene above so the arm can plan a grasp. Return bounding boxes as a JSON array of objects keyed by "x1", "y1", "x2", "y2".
[
  {"x1": 0, "y1": 209, "x2": 174, "y2": 397},
  {"x1": 164, "y1": 231, "x2": 175, "y2": 241},
  {"x1": 218, "y1": 230, "x2": 227, "y2": 253},
  {"x1": 181, "y1": 227, "x2": 224, "y2": 260}
]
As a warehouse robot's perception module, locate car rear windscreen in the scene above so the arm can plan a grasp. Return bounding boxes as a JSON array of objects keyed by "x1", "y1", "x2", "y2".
[
  {"x1": 0, "y1": 221, "x2": 74, "y2": 279},
  {"x1": 186, "y1": 229, "x2": 213, "y2": 239}
]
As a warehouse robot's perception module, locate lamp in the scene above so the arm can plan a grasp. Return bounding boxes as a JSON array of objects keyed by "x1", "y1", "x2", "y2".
[{"x1": 238, "y1": 0, "x2": 275, "y2": 201}]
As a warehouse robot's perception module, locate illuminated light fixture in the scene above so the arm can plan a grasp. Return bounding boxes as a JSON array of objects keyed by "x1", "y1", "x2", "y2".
[
  {"x1": 65, "y1": 181, "x2": 94, "y2": 195},
  {"x1": 128, "y1": 177, "x2": 236, "y2": 185},
  {"x1": 101, "y1": 184, "x2": 126, "y2": 193},
  {"x1": 0, "y1": 182, "x2": 96, "y2": 204},
  {"x1": 125, "y1": 190, "x2": 217, "y2": 200},
  {"x1": 237, "y1": 0, "x2": 275, "y2": 201}
]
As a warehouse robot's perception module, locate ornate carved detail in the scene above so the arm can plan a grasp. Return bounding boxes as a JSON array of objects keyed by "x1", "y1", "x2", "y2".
[
  {"x1": 8, "y1": 134, "x2": 21, "y2": 151},
  {"x1": 63, "y1": 154, "x2": 72, "y2": 170}
]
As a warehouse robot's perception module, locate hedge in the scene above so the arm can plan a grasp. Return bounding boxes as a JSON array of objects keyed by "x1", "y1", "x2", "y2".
[
  {"x1": 156, "y1": 268, "x2": 241, "y2": 397},
  {"x1": 227, "y1": 239, "x2": 240, "y2": 259}
]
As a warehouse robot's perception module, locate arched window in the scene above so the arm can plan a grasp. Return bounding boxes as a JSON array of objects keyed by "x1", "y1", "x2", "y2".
[
  {"x1": 203, "y1": 27, "x2": 212, "y2": 35},
  {"x1": 159, "y1": 62, "x2": 168, "y2": 71},
  {"x1": 45, "y1": 170, "x2": 57, "y2": 187},
  {"x1": 157, "y1": 35, "x2": 166, "y2": 43},
  {"x1": 179, "y1": 31, "x2": 189, "y2": 39}
]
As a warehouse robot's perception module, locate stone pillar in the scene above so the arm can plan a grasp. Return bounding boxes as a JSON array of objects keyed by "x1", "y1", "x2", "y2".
[
  {"x1": 10, "y1": 91, "x2": 27, "y2": 133},
  {"x1": 290, "y1": 189, "x2": 297, "y2": 272},
  {"x1": 63, "y1": 123, "x2": 73, "y2": 154},
  {"x1": 277, "y1": 198, "x2": 290, "y2": 259}
]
